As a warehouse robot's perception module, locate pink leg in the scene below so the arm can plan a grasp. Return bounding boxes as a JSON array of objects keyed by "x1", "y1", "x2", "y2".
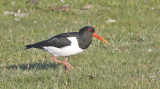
[
  {"x1": 52, "y1": 57, "x2": 73, "y2": 71},
  {"x1": 64, "y1": 58, "x2": 68, "y2": 72},
  {"x1": 62, "y1": 58, "x2": 74, "y2": 72},
  {"x1": 52, "y1": 56, "x2": 62, "y2": 63}
]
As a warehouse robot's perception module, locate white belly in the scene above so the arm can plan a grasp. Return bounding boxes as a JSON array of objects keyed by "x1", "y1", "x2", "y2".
[{"x1": 43, "y1": 37, "x2": 84, "y2": 56}]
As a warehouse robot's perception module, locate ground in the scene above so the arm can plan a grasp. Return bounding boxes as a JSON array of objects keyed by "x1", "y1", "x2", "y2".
[{"x1": 0, "y1": 0, "x2": 160, "y2": 89}]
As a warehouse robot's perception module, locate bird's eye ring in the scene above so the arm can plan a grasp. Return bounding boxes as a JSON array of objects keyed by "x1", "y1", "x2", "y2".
[{"x1": 89, "y1": 29, "x2": 92, "y2": 31}]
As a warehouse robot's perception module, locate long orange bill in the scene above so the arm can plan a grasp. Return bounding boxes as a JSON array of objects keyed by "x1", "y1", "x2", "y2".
[{"x1": 93, "y1": 33, "x2": 108, "y2": 43}]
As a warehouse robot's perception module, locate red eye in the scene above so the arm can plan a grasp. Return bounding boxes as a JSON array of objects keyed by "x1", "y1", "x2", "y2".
[{"x1": 89, "y1": 29, "x2": 92, "y2": 31}]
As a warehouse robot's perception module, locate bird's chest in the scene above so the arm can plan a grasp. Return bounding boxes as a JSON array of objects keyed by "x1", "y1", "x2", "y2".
[{"x1": 78, "y1": 38, "x2": 92, "y2": 49}]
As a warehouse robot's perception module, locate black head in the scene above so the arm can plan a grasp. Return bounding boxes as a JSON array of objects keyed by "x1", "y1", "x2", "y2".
[
  {"x1": 77, "y1": 26, "x2": 108, "y2": 49},
  {"x1": 79, "y1": 26, "x2": 95, "y2": 37}
]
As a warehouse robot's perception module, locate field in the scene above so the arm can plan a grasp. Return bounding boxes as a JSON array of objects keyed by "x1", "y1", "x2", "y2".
[{"x1": 0, "y1": 0, "x2": 160, "y2": 89}]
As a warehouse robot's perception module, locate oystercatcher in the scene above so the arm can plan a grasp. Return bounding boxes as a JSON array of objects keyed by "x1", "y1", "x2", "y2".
[{"x1": 25, "y1": 26, "x2": 108, "y2": 71}]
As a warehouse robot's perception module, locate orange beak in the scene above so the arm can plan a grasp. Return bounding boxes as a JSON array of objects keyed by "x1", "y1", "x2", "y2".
[{"x1": 93, "y1": 33, "x2": 108, "y2": 43}]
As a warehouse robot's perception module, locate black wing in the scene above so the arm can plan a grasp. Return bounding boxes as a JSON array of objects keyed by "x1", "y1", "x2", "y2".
[{"x1": 25, "y1": 32, "x2": 79, "y2": 49}]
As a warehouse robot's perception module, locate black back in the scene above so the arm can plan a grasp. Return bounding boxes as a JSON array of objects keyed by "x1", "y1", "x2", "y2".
[{"x1": 26, "y1": 32, "x2": 79, "y2": 49}]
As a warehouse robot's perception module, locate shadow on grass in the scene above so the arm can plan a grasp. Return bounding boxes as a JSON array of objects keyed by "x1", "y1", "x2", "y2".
[{"x1": 6, "y1": 62, "x2": 60, "y2": 70}]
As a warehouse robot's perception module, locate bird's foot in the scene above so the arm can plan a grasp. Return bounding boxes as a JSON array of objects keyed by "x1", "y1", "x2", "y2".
[
  {"x1": 52, "y1": 56, "x2": 73, "y2": 72},
  {"x1": 61, "y1": 61, "x2": 74, "y2": 69},
  {"x1": 62, "y1": 57, "x2": 74, "y2": 72}
]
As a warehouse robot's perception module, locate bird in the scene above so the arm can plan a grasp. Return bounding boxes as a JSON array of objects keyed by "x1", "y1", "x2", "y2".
[{"x1": 25, "y1": 26, "x2": 108, "y2": 72}]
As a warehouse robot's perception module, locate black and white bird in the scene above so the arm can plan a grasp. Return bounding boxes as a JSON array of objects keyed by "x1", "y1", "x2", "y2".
[{"x1": 25, "y1": 26, "x2": 108, "y2": 71}]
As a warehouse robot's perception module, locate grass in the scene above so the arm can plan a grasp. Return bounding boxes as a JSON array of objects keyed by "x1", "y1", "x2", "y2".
[{"x1": 0, "y1": 0, "x2": 160, "y2": 89}]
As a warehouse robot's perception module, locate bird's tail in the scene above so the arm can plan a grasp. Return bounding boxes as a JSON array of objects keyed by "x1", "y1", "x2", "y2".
[{"x1": 25, "y1": 44, "x2": 34, "y2": 49}]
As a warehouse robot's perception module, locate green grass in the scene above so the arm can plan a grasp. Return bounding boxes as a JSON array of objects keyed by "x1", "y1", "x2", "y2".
[{"x1": 0, "y1": 0, "x2": 160, "y2": 89}]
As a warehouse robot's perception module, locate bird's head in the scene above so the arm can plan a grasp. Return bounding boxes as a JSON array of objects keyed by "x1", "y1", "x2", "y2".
[{"x1": 79, "y1": 26, "x2": 108, "y2": 43}]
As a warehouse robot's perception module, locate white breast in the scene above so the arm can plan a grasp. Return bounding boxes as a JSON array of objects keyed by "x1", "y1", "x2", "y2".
[{"x1": 43, "y1": 37, "x2": 84, "y2": 56}]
